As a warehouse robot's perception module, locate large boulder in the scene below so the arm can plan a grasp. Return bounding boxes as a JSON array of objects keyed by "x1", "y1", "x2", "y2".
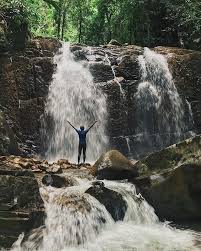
[
  {"x1": 137, "y1": 163, "x2": 201, "y2": 222},
  {"x1": 135, "y1": 135, "x2": 201, "y2": 175},
  {"x1": 0, "y1": 161, "x2": 44, "y2": 248},
  {"x1": 135, "y1": 135, "x2": 201, "y2": 221},
  {"x1": 91, "y1": 150, "x2": 138, "y2": 180},
  {"x1": 42, "y1": 174, "x2": 78, "y2": 188},
  {"x1": 86, "y1": 181, "x2": 127, "y2": 221},
  {"x1": 0, "y1": 109, "x2": 18, "y2": 155}
]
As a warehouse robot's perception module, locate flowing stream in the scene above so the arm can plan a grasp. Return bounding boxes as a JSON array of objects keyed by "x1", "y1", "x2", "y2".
[
  {"x1": 42, "y1": 43, "x2": 108, "y2": 163},
  {"x1": 11, "y1": 179, "x2": 200, "y2": 251}
]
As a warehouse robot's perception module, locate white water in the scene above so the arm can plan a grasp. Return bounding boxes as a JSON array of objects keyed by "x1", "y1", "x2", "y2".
[
  {"x1": 42, "y1": 43, "x2": 108, "y2": 163},
  {"x1": 135, "y1": 48, "x2": 190, "y2": 148},
  {"x1": 11, "y1": 180, "x2": 200, "y2": 251},
  {"x1": 125, "y1": 137, "x2": 132, "y2": 157},
  {"x1": 105, "y1": 54, "x2": 125, "y2": 97}
]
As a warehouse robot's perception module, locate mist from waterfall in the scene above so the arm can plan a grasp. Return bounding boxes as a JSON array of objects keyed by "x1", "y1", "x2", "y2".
[
  {"x1": 11, "y1": 180, "x2": 200, "y2": 251},
  {"x1": 42, "y1": 43, "x2": 108, "y2": 163},
  {"x1": 135, "y1": 47, "x2": 193, "y2": 149}
]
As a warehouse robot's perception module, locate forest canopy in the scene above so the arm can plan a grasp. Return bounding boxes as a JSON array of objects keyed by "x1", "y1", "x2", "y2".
[{"x1": 0, "y1": 0, "x2": 201, "y2": 50}]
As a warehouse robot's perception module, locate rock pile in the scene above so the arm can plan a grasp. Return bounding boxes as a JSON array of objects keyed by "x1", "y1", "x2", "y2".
[{"x1": 0, "y1": 155, "x2": 85, "y2": 174}]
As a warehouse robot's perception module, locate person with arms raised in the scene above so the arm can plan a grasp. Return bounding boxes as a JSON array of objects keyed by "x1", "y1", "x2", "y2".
[{"x1": 67, "y1": 120, "x2": 98, "y2": 165}]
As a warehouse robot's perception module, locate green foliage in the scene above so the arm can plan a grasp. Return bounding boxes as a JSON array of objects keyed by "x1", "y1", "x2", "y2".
[
  {"x1": 0, "y1": 0, "x2": 200, "y2": 50},
  {"x1": 165, "y1": 0, "x2": 201, "y2": 49}
]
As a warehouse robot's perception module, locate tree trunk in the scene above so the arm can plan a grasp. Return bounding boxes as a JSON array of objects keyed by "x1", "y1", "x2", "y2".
[
  {"x1": 78, "y1": 8, "x2": 82, "y2": 43},
  {"x1": 61, "y1": 9, "x2": 67, "y2": 40},
  {"x1": 78, "y1": 19, "x2": 82, "y2": 43},
  {"x1": 57, "y1": 9, "x2": 61, "y2": 38}
]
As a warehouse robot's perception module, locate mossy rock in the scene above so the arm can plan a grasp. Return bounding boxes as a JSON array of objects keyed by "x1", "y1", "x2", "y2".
[{"x1": 136, "y1": 135, "x2": 201, "y2": 175}]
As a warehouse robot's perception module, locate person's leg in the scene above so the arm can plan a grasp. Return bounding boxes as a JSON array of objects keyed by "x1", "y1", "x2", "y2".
[
  {"x1": 78, "y1": 144, "x2": 82, "y2": 165},
  {"x1": 83, "y1": 144, "x2": 86, "y2": 163}
]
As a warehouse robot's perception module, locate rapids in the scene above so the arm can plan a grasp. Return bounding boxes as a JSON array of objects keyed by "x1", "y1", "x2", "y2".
[{"x1": 10, "y1": 179, "x2": 201, "y2": 251}]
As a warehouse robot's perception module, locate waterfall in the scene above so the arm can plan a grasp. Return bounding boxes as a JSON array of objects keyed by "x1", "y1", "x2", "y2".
[
  {"x1": 11, "y1": 180, "x2": 200, "y2": 251},
  {"x1": 41, "y1": 43, "x2": 108, "y2": 163},
  {"x1": 135, "y1": 48, "x2": 192, "y2": 149}
]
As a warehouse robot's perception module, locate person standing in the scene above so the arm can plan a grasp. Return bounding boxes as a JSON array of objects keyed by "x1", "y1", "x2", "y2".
[{"x1": 67, "y1": 120, "x2": 97, "y2": 164}]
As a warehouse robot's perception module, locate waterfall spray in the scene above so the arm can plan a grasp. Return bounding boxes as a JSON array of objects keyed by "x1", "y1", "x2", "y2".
[
  {"x1": 136, "y1": 48, "x2": 191, "y2": 148},
  {"x1": 42, "y1": 43, "x2": 108, "y2": 163}
]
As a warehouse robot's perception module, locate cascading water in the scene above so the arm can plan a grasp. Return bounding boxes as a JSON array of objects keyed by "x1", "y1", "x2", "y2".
[
  {"x1": 12, "y1": 45, "x2": 200, "y2": 251},
  {"x1": 135, "y1": 47, "x2": 194, "y2": 150},
  {"x1": 105, "y1": 54, "x2": 125, "y2": 98},
  {"x1": 42, "y1": 43, "x2": 108, "y2": 163},
  {"x1": 11, "y1": 179, "x2": 200, "y2": 251}
]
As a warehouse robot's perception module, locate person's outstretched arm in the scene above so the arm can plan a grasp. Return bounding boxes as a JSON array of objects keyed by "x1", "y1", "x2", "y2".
[
  {"x1": 87, "y1": 121, "x2": 98, "y2": 132},
  {"x1": 67, "y1": 121, "x2": 77, "y2": 131}
]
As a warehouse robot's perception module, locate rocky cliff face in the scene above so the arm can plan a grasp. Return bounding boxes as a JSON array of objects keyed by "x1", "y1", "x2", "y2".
[
  {"x1": 0, "y1": 38, "x2": 201, "y2": 158},
  {"x1": 70, "y1": 44, "x2": 201, "y2": 158},
  {"x1": 0, "y1": 37, "x2": 61, "y2": 155}
]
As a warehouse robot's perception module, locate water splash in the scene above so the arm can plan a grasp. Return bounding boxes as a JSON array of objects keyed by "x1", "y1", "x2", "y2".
[
  {"x1": 11, "y1": 180, "x2": 200, "y2": 251},
  {"x1": 135, "y1": 47, "x2": 191, "y2": 148},
  {"x1": 41, "y1": 43, "x2": 108, "y2": 163}
]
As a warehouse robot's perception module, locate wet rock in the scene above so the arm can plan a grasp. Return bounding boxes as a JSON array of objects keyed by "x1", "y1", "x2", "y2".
[
  {"x1": 139, "y1": 163, "x2": 201, "y2": 222},
  {"x1": 42, "y1": 174, "x2": 77, "y2": 188},
  {"x1": 135, "y1": 135, "x2": 201, "y2": 221},
  {"x1": 92, "y1": 150, "x2": 139, "y2": 180},
  {"x1": 0, "y1": 109, "x2": 18, "y2": 155},
  {"x1": 46, "y1": 164, "x2": 62, "y2": 174},
  {"x1": 70, "y1": 44, "x2": 84, "y2": 52},
  {"x1": 135, "y1": 135, "x2": 201, "y2": 175},
  {"x1": 38, "y1": 163, "x2": 49, "y2": 171},
  {"x1": 0, "y1": 36, "x2": 61, "y2": 154},
  {"x1": 115, "y1": 54, "x2": 140, "y2": 80},
  {"x1": 0, "y1": 155, "x2": 44, "y2": 172},
  {"x1": 0, "y1": 162, "x2": 44, "y2": 248},
  {"x1": 86, "y1": 182, "x2": 127, "y2": 221},
  {"x1": 89, "y1": 62, "x2": 114, "y2": 82},
  {"x1": 57, "y1": 159, "x2": 70, "y2": 165},
  {"x1": 53, "y1": 194, "x2": 91, "y2": 214},
  {"x1": 56, "y1": 159, "x2": 73, "y2": 169},
  {"x1": 28, "y1": 37, "x2": 61, "y2": 55}
]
